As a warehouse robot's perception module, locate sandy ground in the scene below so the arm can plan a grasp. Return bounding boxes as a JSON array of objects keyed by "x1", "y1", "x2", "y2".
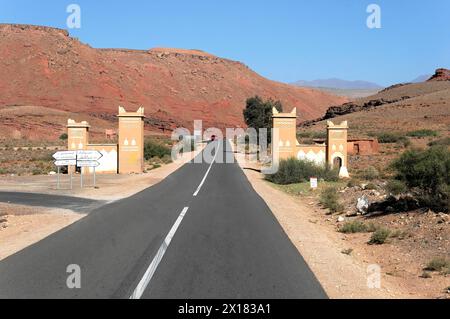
[
  {"x1": 0, "y1": 203, "x2": 83, "y2": 261},
  {"x1": 0, "y1": 146, "x2": 205, "y2": 261},
  {"x1": 233, "y1": 148, "x2": 450, "y2": 299}
]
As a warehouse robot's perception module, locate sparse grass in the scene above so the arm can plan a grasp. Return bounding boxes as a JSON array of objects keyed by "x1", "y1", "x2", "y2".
[
  {"x1": 338, "y1": 221, "x2": 381, "y2": 234},
  {"x1": 359, "y1": 166, "x2": 379, "y2": 181},
  {"x1": 341, "y1": 248, "x2": 354, "y2": 255},
  {"x1": 0, "y1": 148, "x2": 55, "y2": 176},
  {"x1": 390, "y1": 230, "x2": 409, "y2": 240},
  {"x1": 347, "y1": 178, "x2": 361, "y2": 188},
  {"x1": 368, "y1": 228, "x2": 391, "y2": 245},
  {"x1": 273, "y1": 180, "x2": 345, "y2": 197},
  {"x1": 366, "y1": 222, "x2": 380, "y2": 233},
  {"x1": 428, "y1": 137, "x2": 450, "y2": 147},
  {"x1": 407, "y1": 129, "x2": 439, "y2": 138},
  {"x1": 420, "y1": 271, "x2": 432, "y2": 279},
  {"x1": 339, "y1": 221, "x2": 368, "y2": 234},
  {"x1": 320, "y1": 187, "x2": 344, "y2": 213},
  {"x1": 425, "y1": 257, "x2": 450, "y2": 272},
  {"x1": 365, "y1": 183, "x2": 378, "y2": 190}
]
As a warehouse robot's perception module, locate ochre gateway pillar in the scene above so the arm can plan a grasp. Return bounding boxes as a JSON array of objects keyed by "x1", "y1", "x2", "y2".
[{"x1": 117, "y1": 106, "x2": 145, "y2": 174}]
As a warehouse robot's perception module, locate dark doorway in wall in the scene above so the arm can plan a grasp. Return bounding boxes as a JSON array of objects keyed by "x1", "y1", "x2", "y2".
[{"x1": 333, "y1": 157, "x2": 343, "y2": 169}]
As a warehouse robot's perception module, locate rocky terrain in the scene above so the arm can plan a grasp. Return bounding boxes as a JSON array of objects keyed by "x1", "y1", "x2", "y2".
[
  {"x1": 0, "y1": 24, "x2": 346, "y2": 142},
  {"x1": 301, "y1": 69, "x2": 450, "y2": 138}
]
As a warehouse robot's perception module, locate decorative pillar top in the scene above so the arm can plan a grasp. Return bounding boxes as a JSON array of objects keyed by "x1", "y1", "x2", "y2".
[
  {"x1": 67, "y1": 119, "x2": 90, "y2": 128},
  {"x1": 117, "y1": 106, "x2": 145, "y2": 118},
  {"x1": 327, "y1": 121, "x2": 348, "y2": 129},
  {"x1": 272, "y1": 107, "x2": 297, "y2": 119}
]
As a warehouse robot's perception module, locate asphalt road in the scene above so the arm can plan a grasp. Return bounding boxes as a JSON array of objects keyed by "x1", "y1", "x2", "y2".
[
  {"x1": 0, "y1": 192, "x2": 104, "y2": 213},
  {"x1": 0, "y1": 141, "x2": 327, "y2": 299}
]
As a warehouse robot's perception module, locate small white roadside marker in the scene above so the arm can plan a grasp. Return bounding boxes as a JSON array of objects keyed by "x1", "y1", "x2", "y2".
[{"x1": 129, "y1": 207, "x2": 189, "y2": 299}]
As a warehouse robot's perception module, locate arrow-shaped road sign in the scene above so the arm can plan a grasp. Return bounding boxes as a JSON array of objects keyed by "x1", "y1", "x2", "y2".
[
  {"x1": 77, "y1": 160, "x2": 100, "y2": 168},
  {"x1": 54, "y1": 159, "x2": 77, "y2": 166},
  {"x1": 77, "y1": 150, "x2": 103, "y2": 161},
  {"x1": 53, "y1": 151, "x2": 77, "y2": 161}
]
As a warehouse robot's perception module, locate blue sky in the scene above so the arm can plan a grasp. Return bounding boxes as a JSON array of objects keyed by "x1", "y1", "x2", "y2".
[{"x1": 1, "y1": 0, "x2": 449, "y2": 86}]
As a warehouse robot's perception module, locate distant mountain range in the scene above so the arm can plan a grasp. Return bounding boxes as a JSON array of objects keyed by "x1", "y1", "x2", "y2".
[
  {"x1": 291, "y1": 78, "x2": 383, "y2": 90},
  {"x1": 411, "y1": 74, "x2": 432, "y2": 83}
]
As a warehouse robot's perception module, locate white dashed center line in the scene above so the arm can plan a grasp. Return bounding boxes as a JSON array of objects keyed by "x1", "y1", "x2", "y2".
[
  {"x1": 130, "y1": 207, "x2": 189, "y2": 299},
  {"x1": 193, "y1": 141, "x2": 220, "y2": 197}
]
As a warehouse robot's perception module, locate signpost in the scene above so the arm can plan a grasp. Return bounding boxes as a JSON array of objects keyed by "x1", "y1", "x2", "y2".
[
  {"x1": 53, "y1": 151, "x2": 77, "y2": 161},
  {"x1": 54, "y1": 159, "x2": 76, "y2": 166},
  {"x1": 76, "y1": 150, "x2": 103, "y2": 161},
  {"x1": 53, "y1": 150, "x2": 103, "y2": 189},
  {"x1": 53, "y1": 151, "x2": 77, "y2": 190},
  {"x1": 76, "y1": 151, "x2": 102, "y2": 188}
]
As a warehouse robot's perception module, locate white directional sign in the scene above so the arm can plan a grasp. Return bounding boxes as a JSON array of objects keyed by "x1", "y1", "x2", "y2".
[
  {"x1": 77, "y1": 160, "x2": 100, "y2": 168},
  {"x1": 55, "y1": 159, "x2": 77, "y2": 166},
  {"x1": 53, "y1": 151, "x2": 77, "y2": 161},
  {"x1": 77, "y1": 150, "x2": 103, "y2": 161}
]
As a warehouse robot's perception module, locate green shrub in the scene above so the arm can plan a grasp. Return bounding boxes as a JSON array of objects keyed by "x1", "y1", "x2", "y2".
[
  {"x1": 265, "y1": 158, "x2": 338, "y2": 185},
  {"x1": 376, "y1": 132, "x2": 407, "y2": 144},
  {"x1": 366, "y1": 222, "x2": 380, "y2": 233},
  {"x1": 360, "y1": 166, "x2": 379, "y2": 181},
  {"x1": 425, "y1": 258, "x2": 450, "y2": 272},
  {"x1": 161, "y1": 154, "x2": 173, "y2": 164},
  {"x1": 320, "y1": 187, "x2": 344, "y2": 213},
  {"x1": 407, "y1": 130, "x2": 438, "y2": 138},
  {"x1": 339, "y1": 221, "x2": 367, "y2": 234},
  {"x1": 428, "y1": 137, "x2": 450, "y2": 147},
  {"x1": 386, "y1": 180, "x2": 408, "y2": 195},
  {"x1": 311, "y1": 132, "x2": 327, "y2": 139},
  {"x1": 297, "y1": 132, "x2": 312, "y2": 138},
  {"x1": 144, "y1": 140, "x2": 171, "y2": 160},
  {"x1": 368, "y1": 228, "x2": 391, "y2": 245},
  {"x1": 365, "y1": 183, "x2": 377, "y2": 190},
  {"x1": 347, "y1": 179, "x2": 360, "y2": 188},
  {"x1": 392, "y1": 146, "x2": 449, "y2": 212},
  {"x1": 32, "y1": 168, "x2": 44, "y2": 176}
]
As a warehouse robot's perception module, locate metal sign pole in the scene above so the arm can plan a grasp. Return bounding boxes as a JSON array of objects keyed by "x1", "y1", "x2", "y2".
[
  {"x1": 93, "y1": 166, "x2": 96, "y2": 188},
  {"x1": 80, "y1": 169, "x2": 83, "y2": 189},
  {"x1": 70, "y1": 170, "x2": 73, "y2": 190},
  {"x1": 57, "y1": 166, "x2": 60, "y2": 190}
]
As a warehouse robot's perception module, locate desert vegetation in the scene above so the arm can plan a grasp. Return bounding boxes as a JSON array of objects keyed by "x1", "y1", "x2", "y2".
[
  {"x1": 265, "y1": 158, "x2": 339, "y2": 185},
  {"x1": 0, "y1": 148, "x2": 55, "y2": 176},
  {"x1": 391, "y1": 146, "x2": 449, "y2": 212},
  {"x1": 243, "y1": 96, "x2": 283, "y2": 143}
]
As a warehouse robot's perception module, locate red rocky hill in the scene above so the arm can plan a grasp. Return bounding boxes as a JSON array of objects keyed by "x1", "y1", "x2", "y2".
[{"x1": 0, "y1": 24, "x2": 346, "y2": 140}]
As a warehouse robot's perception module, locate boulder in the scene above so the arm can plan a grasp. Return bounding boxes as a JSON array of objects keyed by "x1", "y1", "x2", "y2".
[{"x1": 357, "y1": 196, "x2": 370, "y2": 215}]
